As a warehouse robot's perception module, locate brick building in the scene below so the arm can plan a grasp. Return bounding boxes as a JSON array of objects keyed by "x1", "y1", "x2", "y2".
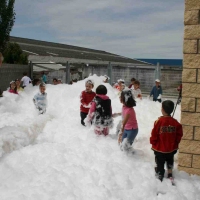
[
  {"x1": 5, "y1": 37, "x2": 182, "y2": 94},
  {"x1": 178, "y1": 0, "x2": 200, "y2": 176},
  {"x1": 9, "y1": 36, "x2": 154, "y2": 88}
]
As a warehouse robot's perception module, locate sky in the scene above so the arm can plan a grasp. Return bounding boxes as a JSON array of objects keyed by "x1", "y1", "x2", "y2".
[{"x1": 11, "y1": 0, "x2": 184, "y2": 59}]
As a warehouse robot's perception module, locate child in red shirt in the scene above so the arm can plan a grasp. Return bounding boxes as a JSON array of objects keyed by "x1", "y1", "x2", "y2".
[
  {"x1": 150, "y1": 100, "x2": 183, "y2": 182},
  {"x1": 80, "y1": 80, "x2": 96, "y2": 126}
]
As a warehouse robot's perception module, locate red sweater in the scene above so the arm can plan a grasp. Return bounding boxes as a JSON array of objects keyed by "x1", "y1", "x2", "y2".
[
  {"x1": 150, "y1": 116, "x2": 183, "y2": 153},
  {"x1": 80, "y1": 90, "x2": 96, "y2": 113}
]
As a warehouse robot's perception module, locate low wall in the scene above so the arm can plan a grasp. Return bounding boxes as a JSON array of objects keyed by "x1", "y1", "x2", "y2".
[{"x1": 0, "y1": 64, "x2": 30, "y2": 91}]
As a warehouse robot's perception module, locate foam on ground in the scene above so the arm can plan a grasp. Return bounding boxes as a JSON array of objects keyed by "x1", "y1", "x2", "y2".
[{"x1": 0, "y1": 75, "x2": 199, "y2": 200}]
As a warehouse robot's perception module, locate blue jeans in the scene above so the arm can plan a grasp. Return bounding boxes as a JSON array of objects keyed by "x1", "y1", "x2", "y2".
[{"x1": 122, "y1": 128, "x2": 138, "y2": 145}]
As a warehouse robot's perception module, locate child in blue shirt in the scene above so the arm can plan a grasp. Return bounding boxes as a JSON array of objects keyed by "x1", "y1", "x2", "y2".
[
  {"x1": 33, "y1": 83, "x2": 47, "y2": 114},
  {"x1": 150, "y1": 79, "x2": 162, "y2": 103}
]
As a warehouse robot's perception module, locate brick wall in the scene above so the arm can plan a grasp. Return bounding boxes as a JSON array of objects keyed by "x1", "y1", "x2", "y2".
[
  {"x1": 0, "y1": 64, "x2": 30, "y2": 91},
  {"x1": 178, "y1": 0, "x2": 200, "y2": 175}
]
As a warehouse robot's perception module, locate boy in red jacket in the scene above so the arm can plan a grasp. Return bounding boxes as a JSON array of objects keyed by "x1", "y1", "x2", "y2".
[
  {"x1": 150, "y1": 100, "x2": 183, "y2": 182},
  {"x1": 80, "y1": 80, "x2": 96, "y2": 126}
]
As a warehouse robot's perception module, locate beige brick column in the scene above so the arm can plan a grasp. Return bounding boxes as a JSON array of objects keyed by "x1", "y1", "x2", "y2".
[{"x1": 178, "y1": 0, "x2": 200, "y2": 175}]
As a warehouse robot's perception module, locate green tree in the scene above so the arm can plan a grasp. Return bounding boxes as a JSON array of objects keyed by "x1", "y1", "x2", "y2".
[
  {"x1": 3, "y1": 42, "x2": 28, "y2": 64},
  {"x1": 0, "y1": 0, "x2": 16, "y2": 52}
]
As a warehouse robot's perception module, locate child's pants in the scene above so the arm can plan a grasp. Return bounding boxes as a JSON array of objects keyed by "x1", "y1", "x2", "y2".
[
  {"x1": 122, "y1": 128, "x2": 138, "y2": 145},
  {"x1": 153, "y1": 98, "x2": 162, "y2": 103},
  {"x1": 154, "y1": 150, "x2": 177, "y2": 180},
  {"x1": 80, "y1": 112, "x2": 88, "y2": 126},
  {"x1": 94, "y1": 126, "x2": 109, "y2": 136}
]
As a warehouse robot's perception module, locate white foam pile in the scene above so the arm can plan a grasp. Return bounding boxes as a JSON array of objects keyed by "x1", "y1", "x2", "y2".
[{"x1": 0, "y1": 75, "x2": 199, "y2": 200}]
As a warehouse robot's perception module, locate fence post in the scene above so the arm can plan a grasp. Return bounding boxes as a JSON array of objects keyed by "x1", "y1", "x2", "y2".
[
  {"x1": 29, "y1": 61, "x2": 33, "y2": 79},
  {"x1": 91, "y1": 65, "x2": 94, "y2": 75},
  {"x1": 155, "y1": 62, "x2": 161, "y2": 81},
  {"x1": 107, "y1": 62, "x2": 112, "y2": 84},
  {"x1": 66, "y1": 61, "x2": 70, "y2": 84}
]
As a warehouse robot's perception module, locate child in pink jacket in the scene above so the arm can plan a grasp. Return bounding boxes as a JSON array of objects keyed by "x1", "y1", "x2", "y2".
[{"x1": 86, "y1": 85, "x2": 113, "y2": 136}]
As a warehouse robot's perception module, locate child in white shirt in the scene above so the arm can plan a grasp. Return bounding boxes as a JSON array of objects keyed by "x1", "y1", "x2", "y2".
[{"x1": 131, "y1": 80, "x2": 142, "y2": 99}]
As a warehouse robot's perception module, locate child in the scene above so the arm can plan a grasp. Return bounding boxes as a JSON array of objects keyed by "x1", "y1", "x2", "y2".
[
  {"x1": 118, "y1": 83, "x2": 125, "y2": 97},
  {"x1": 86, "y1": 85, "x2": 113, "y2": 136},
  {"x1": 149, "y1": 79, "x2": 162, "y2": 102},
  {"x1": 80, "y1": 80, "x2": 96, "y2": 126},
  {"x1": 131, "y1": 80, "x2": 142, "y2": 99},
  {"x1": 21, "y1": 72, "x2": 32, "y2": 88},
  {"x1": 9, "y1": 81, "x2": 18, "y2": 94},
  {"x1": 42, "y1": 71, "x2": 47, "y2": 83},
  {"x1": 53, "y1": 78, "x2": 58, "y2": 85},
  {"x1": 128, "y1": 77, "x2": 136, "y2": 88},
  {"x1": 33, "y1": 83, "x2": 47, "y2": 114},
  {"x1": 103, "y1": 75, "x2": 110, "y2": 83},
  {"x1": 15, "y1": 79, "x2": 23, "y2": 92},
  {"x1": 57, "y1": 79, "x2": 62, "y2": 84},
  {"x1": 118, "y1": 89, "x2": 138, "y2": 151},
  {"x1": 150, "y1": 100, "x2": 183, "y2": 182},
  {"x1": 114, "y1": 79, "x2": 125, "y2": 90},
  {"x1": 32, "y1": 79, "x2": 41, "y2": 86}
]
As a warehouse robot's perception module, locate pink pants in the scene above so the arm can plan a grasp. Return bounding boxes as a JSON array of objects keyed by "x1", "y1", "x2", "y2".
[{"x1": 94, "y1": 126, "x2": 109, "y2": 136}]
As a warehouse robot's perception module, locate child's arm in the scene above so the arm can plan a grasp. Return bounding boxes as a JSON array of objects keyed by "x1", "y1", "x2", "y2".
[
  {"x1": 138, "y1": 89, "x2": 142, "y2": 99},
  {"x1": 121, "y1": 114, "x2": 129, "y2": 132},
  {"x1": 85, "y1": 101, "x2": 96, "y2": 125},
  {"x1": 33, "y1": 95, "x2": 38, "y2": 108},
  {"x1": 150, "y1": 87, "x2": 154, "y2": 97},
  {"x1": 150, "y1": 121, "x2": 159, "y2": 145},
  {"x1": 112, "y1": 113, "x2": 121, "y2": 118},
  {"x1": 160, "y1": 86, "x2": 163, "y2": 95},
  {"x1": 176, "y1": 124, "x2": 183, "y2": 145},
  {"x1": 118, "y1": 114, "x2": 130, "y2": 144},
  {"x1": 80, "y1": 91, "x2": 86, "y2": 106},
  {"x1": 43, "y1": 94, "x2": 47, "y2": 111}
]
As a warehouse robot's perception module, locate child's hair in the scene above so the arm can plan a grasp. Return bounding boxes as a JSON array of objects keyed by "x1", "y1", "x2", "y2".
[
  {"x1": 121, "y1": 89, "x2": 136, "y2": 108},
  {"x1": 53, "y1": 78, "x2": 58, "y2": 82},
  {"x1": 73, "y1": 79, "x2": 78, "y2": 83},
  {"x1": 96, "y1": 85, "x2": 107, "y2": 95},
  {"x1": 39, "y1": 82, "x2": 46, "y2": 88},
  {"x1": 23, "y1": 72, "x2": 27, "y2": 76},
  {"x1": 10, "y1": 81, "x2": 17, "y2": 93},
  {"x1": 117, "y1": 79, "x2": 125, "y2": 84},
  {"x1": 134, "y1": 80, "x2": 140, "y2": 86},
  {"x1": 85, "y1": 79, "x2": 94, "y2": 87},
  {"x1": 131, "y1": 78, "x2": 136, "y2": 82},
  {"x1": 104, "y1": 75, "x2": 109, "y2": 79},
  {"x1": 32, "y1": 78, "x2": 40, "y2": 86},
  {"x1": 162, "y1": 100, "x2": 174, "y2": 115}
]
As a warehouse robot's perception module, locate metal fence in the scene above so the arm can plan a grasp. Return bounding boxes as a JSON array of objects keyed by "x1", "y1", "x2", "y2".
[
  {"x1": 84, "y1": 65, "x2": 182, "y2": 95},
  {"x1": 0, "y1": 64, "x2": 30, "y2": 91},
  {"x1": 0, "y1": 63, "x2": 182, "y2": 95}
]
